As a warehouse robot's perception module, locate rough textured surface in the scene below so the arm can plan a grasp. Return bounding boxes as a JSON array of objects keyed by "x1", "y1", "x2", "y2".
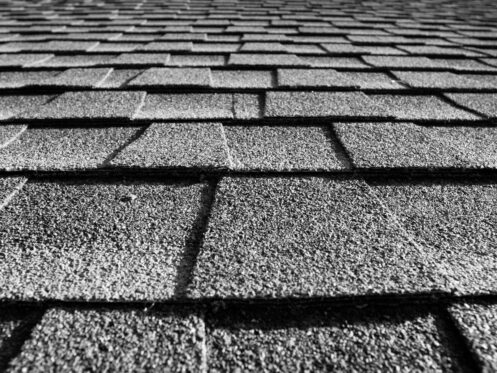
[
  {"x1": 225, "y1": 125, "x2": 349, "y2": 171},
  {"x1": 369, "y1": 180, "x2": 497, "y2": 294},
  {"x1": 334, "y1": 122, "x2": 497, "y2": 169},
  {"x1": 18, "y1": 91, "x2": 145, "y2": 120},
  {"x1": 265, "y1": 91, "x2": 387, "y2": 118},
  {"x1": 0, "y1": 125, "x2": 27, "y2": 148},
  {"x1": 0, "y1": 126, "x2": 140, "y2": 171},
  {"x1": 449, "y1": 303, "x2": 497, "y2": 371},
  {"x1": 0, "y1": 176, "x2": 26, "y2": 209},
  {"x1": 128, "y1": 67, "x2": 212, "y2": 87},
  {"x1": 0, "y1": 180, "x2": 206, "y2": 300},
  {"x1": 445, "y1": 93, "x2": 497, "y2": 118},
  {"x1": 209, "y1": 306, "x2": 458, "y2": 372},
  {"x1": 369, "y1": 94, "x2": 481, "y2": 121},
  {"x1": 135, "y1": 93, "x2": 233, "y2": 120},
  {"x1": 8, "y1": 308, "x2": 205, "y2": 372},
  {"x1": 190, "y1": 177, "x2": 449, "y2": 299},
  {"x1": 211, "y1": 70, "x2": 273, "y2": 88},
  {"x1": 111, "y1": 122, "x2": 230, "y2": 170},
  {"x1": 0, "y1": 95, "x2": 53, "y2": 120}
]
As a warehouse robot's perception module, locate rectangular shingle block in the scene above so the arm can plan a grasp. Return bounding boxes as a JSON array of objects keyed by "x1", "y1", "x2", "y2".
[
  {"x1": 240, "y1": 42, "x2": 286, "y2": 52},
  {"x1": 322, "y1": 44, "x2": 405, "y2": 55},
  {"x1": 189, "y1": 177, "x2": 448, "y2": 299},
  {"x1": 209, "y1": 306, "x2": 458, "y2": 372},
  {"x1": 89, "y1": 42, "x2": 141, "y2": 52},
  {"x1": 111, "y1": 122, "x2": 230, "y2": 170},
  {"x1": 0, "y1": 41, "x2": 99, "y2": 52},
  {"x1": 225, "y1": 125, "x2": 350, "y2": 171},
  {"x1": 392, "y1": 71, "x2": 494, "y2": 89},
  {"x1": 0, "y1": 179, "x2": 207, "y2": 300},
  {"x1": 0, "y1": 53, "x2": 53, "y2": 67},
  {"x1": 445, "y1": 93, "x2": 497, "y2": 118},
  {"x1": 140, "y1": 42, "x2": 193, "y2": 51},
  {"x1": 97, "y1": 69, "x2": 143, "y2": 88},
  {"x1": 48, "y1": 68, "x2": 113, "y2": 87},
  {"x1": 277, "y1": 68, "x2": 354, "y2": 88},
  {"x1": 211, "y1": 70, "x2": 273, "y2": 88},
  {"x1": 398, "y1": 45, "x2": 484, "y2": 57},
  {"x1": 17, "y1": 91, "x2": 145, "y2": 121},
  {"x1": 0, "y1": 95, "x2": 53, "y2": 120},
  {"x1": 111, "y1": 53, "x2": 170, "y2": 66},
  {"x1": 368, "y1": 94, "x2": 481, "y2": 121},
  {"x1": 192, "y1": 43, "x2": 240, "y2": 53},
  {"x1": 8, "y1": 308, "x2": 205, "y2": 372},
  {"x1": 334, "y1": 122, "x2": 497, "y2": 169},
  {"x1": 233, "y1": 94, "x2": 262, "y2": 119},
  {"x1": 127, "y1": 67, "x2": 212, "y2": 87},
  {"x1": 300, "y1": 56, "x2": 369, "y2": 68},
  {"x1": 228, "y1": 53, "x2": 308, "y2": 66},
  {"x1": 369, "y1": 180, "x2": 497, "y2": 294},
  {"x1": 168, "y1": 54, "x2": 226, "y2": 66},
  {"x1": 134, "y1": 93, "x2": 233, "y2": 120},
  {"x1": 0, "y1": 126, "x2": 141, "y2": 171},
  {"x1": 265, "y1": 91, "x2": 388, "y2": 118},
  {"x1": 33, "y1": 55, "x2": 115, "y2": 67},
  {"x1": 0, "y1": 71, "x2": 58, "y2": 89}
]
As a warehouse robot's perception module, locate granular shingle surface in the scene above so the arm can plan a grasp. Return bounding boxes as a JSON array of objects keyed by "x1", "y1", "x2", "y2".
[
  {"x1": 449, "y1": 303, "x2": 497, "y2": 371},
  {"x1": 0, "y1": 125, "x2": 26, "y2": 148},
  {"x1": 445, "y1": 93, "x2": 497, "y2": 118},
  {"x1": 225, "y1": 125, "x2": 349, "y2": 171},
  {"x1": 190, "y1": 177, "x2": 448, "y2": 299},
  {"x1": 8, "y1": 308, "x2": 205, "y2": 372},
  {"x1": 0, "y1": 126, "x2": 141, "y2": 171},
  {"x1": 128, "y1": 67, "x2": 212, "y2": 87},
  {"x1": 0, "y1": 95, "x2": 53, "y2": 120},
  {"x1": 111, "y1": 122, "x2": 230, "y2": 170},
  {"x1": 0, "y1": 180, "x2": 206, "y2": 300}
]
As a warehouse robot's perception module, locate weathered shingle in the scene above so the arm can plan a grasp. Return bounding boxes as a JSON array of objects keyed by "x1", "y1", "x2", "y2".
[
  {"x1": 225, "y1": 125, "x2": 349, "y2": 171},
  {"x1": 8, "y1": 308, "x2": 205, "y2": 372},
  {"x1": 0, "y1": 179, "x2": 207, "y2": 300},
  {"x1": 111, "y1": 122, "x2": 230, "y2": 170},
  {"x1": 189, "y1": 177, "x2": 447, "y2": 298},
  {"x1": 127, "y1": 67, "x2": 212, "y2": 87}
]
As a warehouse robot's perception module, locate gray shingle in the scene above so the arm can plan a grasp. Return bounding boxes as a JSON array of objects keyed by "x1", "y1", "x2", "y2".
[
  {"x1": 392, "y1": 71, "x2": 494, "y2": 89},
  {"x1": 111, "y1": 122, "x2": 230, "y2": 170},
  {"x1": 97, "y1": 69, "x2": 143, "y2": 88},
  {"x1": 111, "y1": 53, "x2": 170, "y2": 66},
  {"x1": 127, "y1": 67, "x2": 212, "y2": 87},
  {"x1": 0, "y1": 71, "x2": 58, "y2": 88},
  {"x1": 33, "y1": 55, "x2": 115, "y2": 67},
  {"x1": 334, "y1": 122, "x2": 497, "y2": 169},
  {"x1": 233, "y1": 94, "x2": 262, "y2": 119},
  {"x1": 225, "y1": 125, "x2": 349, "y2": 171},
  {"x1": 284, "y1": 43, "x2": 325, "y2": 54},
  {"x1": 140, "y1": 42, "x2": 193, "y2": 52},
  {"x1": 265, "y1": 91, "x2": 388, "y2": 118},
  {"x1": 8, "y1": 308, "x2": 205, "y2": 372},
  {"x1": 211, "y1": 70, "x2": 273, "y2": 88},
  {"x1": 0, "y1": 95, "x2": 53, "y2": 120},
  {"x1": 0, "y1": 41, "x2": 98, "y2": 52},
  {"x1": 240, "y1": 42, "x2": 286, "y2": 52},
  {"x1": 277, "y1": 68, "x2": 354, "y2": 88},
  {"x1": 0, "y1": 126, "x2": 140, "y2": 171},
  {"x1": 0, "y1": 53, "x2": 53, "y2": 67},
  {"x1": 322, "y1": 44, "x2": 405, "y2": 55},
  {"x1": 18, "y1": 91, "x2": 145, "y2": 121},
  {"x1": 192, "y1": 43, "x2": 240, "y2": 53},
  {"x1": 368, "y1": 94, "x2": 480, "y2": 121},
  {"x1": 0, "y1": 179, "x2": 206, "y2": 300},
  {"x1": 89, "y1": 42, "x2": 141, "y2": 52},
  {"x1": 134, "y1": 93, "x2": 233, "y2": 120},
  {"x1": 398, "y1": 45, "x2": 484, "y2": 57},
  {"x1": 340, "y1": 72, "x2": 405, "y2": 89},
  {"x1": 363, "y1": 56, "x2": 441, "y2": 68},
  {"x1": 228, "y1": 53, "x2": 307, "y2": 66},
  {"x1": 445, "y1": 93, "x2": 497, "y2": 118},
  {"x1": 48, "y1": 68, "x2": 112, "y2": 87},
  {"x1": 210, "y1": 307, "x2": 458, "y2": 372},
  {"x1": 168, "y1": 54, "x2": 226, "y2": 66},
  {"x1": 160, "y1": 33, "x2": 206, "y2": 41},
  {"x1": 369, "y1": 181, "x2": 497, "y2": 294},
  {"x1": 0, "y1": 176, "x2": 26, "y2": 209},
  {"x1": 300, "y1": 56, "x2": 369, "y2": 68},
  {"x1": 449, "y1": 303, "x2": 497, "y2": 371},
  {"x1": 189, "y1": 177, "x2": 447, "y2": 298},
  {"x1": 0, "y1": 125, "x2": 27, "y2": 148}
]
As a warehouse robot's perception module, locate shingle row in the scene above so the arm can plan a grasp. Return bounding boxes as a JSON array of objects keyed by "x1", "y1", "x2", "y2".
[{"x1": 5, "y1": 304, "x2": 490, "y2": 372}]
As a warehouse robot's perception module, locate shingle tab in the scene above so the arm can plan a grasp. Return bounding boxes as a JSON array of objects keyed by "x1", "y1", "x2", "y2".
[
  {"x1": 189, "y1": 177, "x2": 447, "y2": 298},
  {"x1": 211, "y1": 70, "x2": 273, "y2": 88},
  {"x1": 8, "y1": 308, "x2": 205, "y2": 372},
  {"x1": 210, "y1": 306, "x2": 458, "y2": 372},
  {"x1": 0, "y1": 125, "x2": 26, "y2": 148},
  {"x1": 111, "y1": 122, "x2": 230, "y2": 170},
  {"x1": 369, "y1": 94, "x2": 480, "y2": 121},
  {"x1": 265, "y1": 91, "x2": 387, "y2": 118},
  {"x1": 334, "y1": 122, "x2": 497, "y2": 169},
  {"x1": 0, "y1": 176, "x2": 26, "y2": 208},
  {"x1": 135, "y1": 93, "x2": 233, "y2": 120},
  {"x1": 140, "y1": 41, "x2": 193, "y2": 51},
  {"x1": 48, "y1": 68, "x2": 112, "y2": 87},
  {"x1": 228, "y1": 53, "x2": 307, "y2": 66},
  {"x1": 449, "y1": 303, "x2": 497, "y2": 371},
  {"x1": 392, "y1": 71, "x2": 493, "y2": 89},
  {"x1": 0, "y1": 180, "x2": 207, "y2": 300},
  {"x1": 111, "y1": 53, "x2": 170, "y2": 66},
  {"x1": 0, "y1": 53, "x2": 53, "y2": 67},
  {"x1": 369, "y1": 181, "x2": 497, "y2": 294},
  {"x1": 127, "y1": 67, "x2": 212, "y2": 87},
  {"x1": 0, "y1": 95, "x2": 53, "y2": 120},
  {"x1": 33, "y1": 54, "x2": 115, "y2": 68},
  {"x1": 0, "y1": 71, "x2": 58, "y2": 88},
  {"x1": 445, "y1": 93, "x2": 497, "y2": 118},
  {"x1": 97, "y1": 69, "x2": 143, "y2": 88},
  {"x1": 277, "y1": 68, "x2": 354, "y2": 88},
  {"x1": 225, "y1": 125, "x2": 349, "y2": 171},
  {"x1": 233, "y1": 94, "x2": 262, "y2": 119},
  {"x1": 0, "y1": 126, "x2": 140, "y2": 171},
  {"x1": 398, "y1": 45, "x2": 483, "y2": 57},
  {"x1": 301, "y1": 56, "x2": 369, "y2": 68},
  {"x1": 18, "y1": 91, "x2": 145, "y2": 121}
]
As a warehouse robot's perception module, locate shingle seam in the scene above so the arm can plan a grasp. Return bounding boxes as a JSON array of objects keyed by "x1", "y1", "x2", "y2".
[
  {"x1": 100, "y1": 124, "x2": 148, "y2": 166},
  {"x1": 0, "y1": 124, "x2": 27, "y2": 149},
  {"x1": 93, "y1": 67, "x2": 114, "y2": 87},
  {"x1": 0, "y1": 176, "x2": 27, "y2": 211},
  {"x1": 218, "y1": 124, "x2": 234, "y2": 169},
  {"x1": 326, "y1": 125, "x2": 354, "y2": 169},
  {"x1": 130, "y1": 91, "x2": 147, "y2": 120}
]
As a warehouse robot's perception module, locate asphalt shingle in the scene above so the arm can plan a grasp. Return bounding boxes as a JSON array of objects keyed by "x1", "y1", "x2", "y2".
[
  {"x1": 0, "y1": 95, "x2": 53, "y2": 120},
  {"x1": 225, "y1": 125, "x2": 349, "y2": 171},
  {"x1": 111, "y1": 53, "x2": 170, "y2": 66},
  {"x1": 228, "y1": 53, "x2": 307, "y2": 66},
  {"x1": 369, "y1": 181, "x2": 497, "y2": 294},
  {"x1": 48, "y1": 68, "x2": 112, "y2": 87},
  {"x1": 334, "y1": 122, "x2": 497, "y2": 169},
  {"x1": 449, "y1": 303, "x2": 497, "y2": 371},
  {"x1": 368, "y1": 94, "x2": 480, "y2": 121},
  {"x1": 97, "y1": 69, "x2": 143, "y2": 88},
  {"x1": 0, "y1": 176, "x2": 26, "y2": 209},
  {"x1": 0, "y1": 53, "x2": 53, "y2": 67},
  {"x1": 265, "y1": 91, "x2": 388, "y2": 118},
  {"x1": 445, "y1": 93, "x2": 497, "y2": 118},
  {"x1": 8, "y1": 308, "x2": 205, "y2": 372},
  {"x1": 0, "y1": 179, "x2": 207, "y2": 300},
  {"x1": 0, "y1": 71, "x2": 57, "y2": 88},
  {"x1": 140, "y1": 42, "x2": 193, "y2": 52},
  {"x1": 189, "y1": 177, "x2": 447, "y2": 299},
  {"x1": 134, "y1": 93, "x2": 233, "y2": 120},
  {"x1": 392, "y1": 71, "x2": 494, "y2": 89},
  {"x1": 277, "y1": 68, "x2": 354, "y2": 88},
  {"x1": 0, "y1": 126, "x2": 140, "y2": 171},
  {"x1": 127, "y1": 67, "x2": 212, "y2": 87},
  {"x1": 111, "y1": 122, "x2": 230, "y2": 170},
  {"x1": 209, "y1": 306, "x2": 458, "y2": 372},
  {"x1": 17, "y1": 91, "x2": 145, "y2": 121},
  {"x1": 0, "y1": 125, "x2": 26, "y2": 148},
  {"x1": 211, "y1": 70, "x2": 273, "y2": 89}
]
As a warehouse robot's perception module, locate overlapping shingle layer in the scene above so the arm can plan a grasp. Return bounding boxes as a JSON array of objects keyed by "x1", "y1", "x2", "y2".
[{"x1": 0, "y1": 0, "x2": 496, "y2": 370}]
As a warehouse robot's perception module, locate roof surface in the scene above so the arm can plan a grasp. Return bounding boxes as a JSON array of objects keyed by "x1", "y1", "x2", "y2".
[{"x1": 0, "y1": 0, "x2": 496, "y2": 371}]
